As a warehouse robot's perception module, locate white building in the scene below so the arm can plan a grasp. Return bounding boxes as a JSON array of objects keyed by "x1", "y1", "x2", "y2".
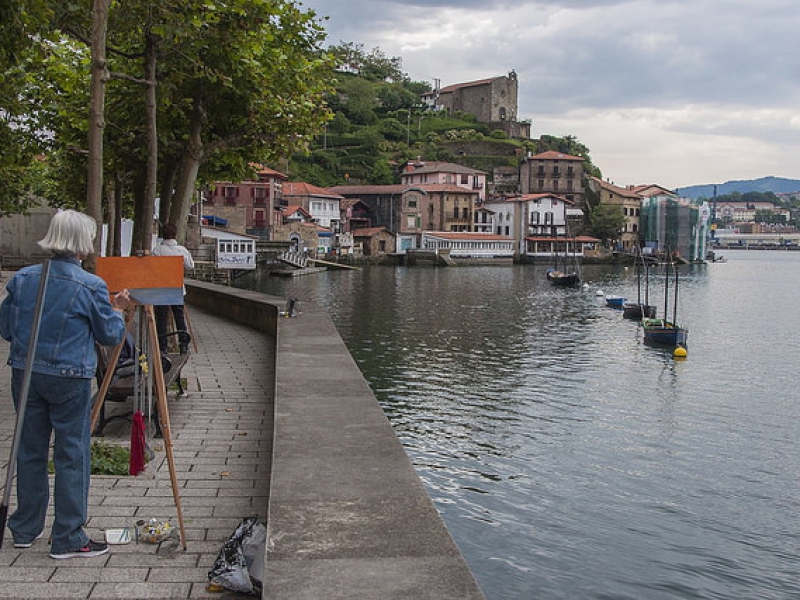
[
  {"x1": 420, "y1": 231, "x2": 514, "y2": 260},
  {"x1": 483, "y1": 193, "x2": 577, "y2": 256}
]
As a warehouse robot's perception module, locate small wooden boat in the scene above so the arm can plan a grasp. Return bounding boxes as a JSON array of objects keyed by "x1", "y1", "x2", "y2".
[
  {"x1": 547, "y1": 228, "x2": 582, "y2": 288},
  {"x1": 547, "y1": 269, "x2": 580, "y2": 287}
]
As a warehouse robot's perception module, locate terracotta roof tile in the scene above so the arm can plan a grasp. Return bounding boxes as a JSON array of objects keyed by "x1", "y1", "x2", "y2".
[
  {"x1": 284, "y1": 181, "x2": 344, "y2": 198},
  {"x1": 527, "y1": 150, "x2": 584, "y2": 162}
]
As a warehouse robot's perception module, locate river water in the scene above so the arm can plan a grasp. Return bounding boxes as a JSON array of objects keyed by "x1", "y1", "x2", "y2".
[{"x1": 243, "y1": 251, "x2": 800, "y2": 599}]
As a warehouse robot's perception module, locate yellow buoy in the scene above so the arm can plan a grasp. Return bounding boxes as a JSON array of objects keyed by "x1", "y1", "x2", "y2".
[{"x1": 673, "y1": 345, "x2": 687, "y2": 359}]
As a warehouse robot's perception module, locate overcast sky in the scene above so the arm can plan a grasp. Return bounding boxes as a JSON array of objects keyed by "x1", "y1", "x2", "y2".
[{"x1": 301, "y1": 0, "x2": 799, "y2": 191}]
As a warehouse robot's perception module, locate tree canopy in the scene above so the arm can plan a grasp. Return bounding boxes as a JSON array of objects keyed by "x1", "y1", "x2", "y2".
[{"x1": 0, "y1": 0, "x2": 334, "y2": 246}]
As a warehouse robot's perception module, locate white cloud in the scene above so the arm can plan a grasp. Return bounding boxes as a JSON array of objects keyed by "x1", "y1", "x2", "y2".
[{"x1": 303, "y1": 0, "x2": 800, "y2": 188}]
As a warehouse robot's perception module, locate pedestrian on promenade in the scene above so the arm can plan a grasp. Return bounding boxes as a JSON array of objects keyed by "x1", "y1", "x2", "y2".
[
  {"x1": 151, "y1": 223, "x2": 194, "y2": 354},
  {"x1": 0, "y1": 209, "x2": 131, "y2": 558}
]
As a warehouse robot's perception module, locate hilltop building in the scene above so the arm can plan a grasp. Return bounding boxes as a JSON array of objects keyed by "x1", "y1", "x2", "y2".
[{"x1": 422, "y1": 71, "x2": 531, "y2": 139}]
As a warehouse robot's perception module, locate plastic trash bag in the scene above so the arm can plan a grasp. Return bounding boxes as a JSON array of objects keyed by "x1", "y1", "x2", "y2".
[{"x1": 208, "y1": 517, "x2": 267, "y2": 595}]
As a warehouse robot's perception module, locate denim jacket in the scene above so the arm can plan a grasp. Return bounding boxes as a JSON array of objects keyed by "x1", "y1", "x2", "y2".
[{"x1": 0, "y1": 256, "x2": 126, "y2": 379}]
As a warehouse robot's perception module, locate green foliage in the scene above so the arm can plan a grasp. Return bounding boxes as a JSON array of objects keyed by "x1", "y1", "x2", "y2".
[
  {"x1": 49, "y1": 441, "x2": 133, "y2": 476},
  {"x1": 90, "y1": 441, "x2": 134, "y2": 475},
  {"x1": 589, "y1": 204, "x2": 626, "y2": 245}
]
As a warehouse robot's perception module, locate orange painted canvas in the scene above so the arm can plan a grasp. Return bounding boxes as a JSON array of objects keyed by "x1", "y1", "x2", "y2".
[{"x1": 96, "y1": 256, "x2": 185, "y2": 305}]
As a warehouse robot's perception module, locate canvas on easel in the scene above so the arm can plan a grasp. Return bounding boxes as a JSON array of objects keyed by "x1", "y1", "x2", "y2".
[{"x1": 92, "y1": 256, "x2": 188, "y2": 550}]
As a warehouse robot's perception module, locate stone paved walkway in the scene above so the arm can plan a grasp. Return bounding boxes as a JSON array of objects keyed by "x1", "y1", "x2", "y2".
[{"x1": 0, "y1": 295, "x2": 274, "y2": 599}]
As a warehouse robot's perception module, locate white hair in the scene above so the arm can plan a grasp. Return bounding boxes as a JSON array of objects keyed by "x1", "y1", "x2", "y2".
[{"x1": 38, "y1": 210, "x2": 97, "y2": 256}]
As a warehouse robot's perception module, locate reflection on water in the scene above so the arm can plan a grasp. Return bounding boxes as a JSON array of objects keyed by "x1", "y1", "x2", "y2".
[{"x1": 244, "y1": 253, "x2": 800, "y2": 599}]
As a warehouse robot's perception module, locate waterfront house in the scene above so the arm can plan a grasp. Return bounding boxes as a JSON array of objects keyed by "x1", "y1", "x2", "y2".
[
  {"x1": 340, "y1": 198, "x2": 373, "y2": 232},
  {"x1": 352, "y1": 227, "x2": 396, "y2": 257},
  {"x1": 203, "y1": 164, "x2": 287, "y2": 239},
  {"x1": 400, "y1": 160, "x2": 487, "y2": 202},
  {"x1": 474, "y1": 206, "x2": 496, "y2": 233},
  {"x1": 587, "y1": 177, "x2": 643, "y2": 252},
  {"x1": 523, "y1": 235, "x2": 600, "y2": 262},
  {"x1": 329, "y1": 184, "x2": 480, "y2": 241},
  {"x1": 283, "y1": 182, "x2": 343, "y2": 234},
  {"x1": 484, "y1": 193, "x2": 580, "y2": 259},
  {"x1": 271, "y1": 207, "x2": 318, "y2": 256},
  {"x1": 420, "y1": 231, "x2": 514, "y2": 262},
  {"x1": 520, "y1": 150, "x2": 586, "y2": 210}
]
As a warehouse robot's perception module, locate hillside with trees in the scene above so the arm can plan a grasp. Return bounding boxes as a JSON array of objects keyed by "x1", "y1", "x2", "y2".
[{"x1": 286, "y1": 42, "x2": 602, "y2": 189}]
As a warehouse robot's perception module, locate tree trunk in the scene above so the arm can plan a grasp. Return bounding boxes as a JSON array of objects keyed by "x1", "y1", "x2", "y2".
[
  {"x1": 140, "y1": 31, "x2": 159, "y2": 249},
  {"x1": 159, "y1": 158, "x2": 178, "y2": 227},
  {"x1": 168, "y1": 99, "x2": 204, "y2": 243},
  {"x1": 86, "y1": 0, "x2": 110, "y2": 270}
]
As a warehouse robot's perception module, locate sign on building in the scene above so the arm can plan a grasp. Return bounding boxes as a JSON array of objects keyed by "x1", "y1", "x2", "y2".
[{"x1": 216, "y1": 237, "x2": 256, "y2": 270}]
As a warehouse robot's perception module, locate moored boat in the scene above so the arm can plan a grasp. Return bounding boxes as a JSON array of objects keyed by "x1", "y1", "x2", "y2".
[
  {"x1": 547, "y1": 269, "x2": 580, "y2": 287},
  {"x1": 643, "y1": 251, "x2": 687, "y2": 348},
  {"x1": 622, "y1": 301, "x2": 656, "y2": 319},
  {"x1": 605, "y1": 295, "x2": 626, "y2": 308},
  {"x1": 642, "y1": 318, "x2": 688, "y2": 346},
  {"x1": 624, "y1": 248, "x2": 656, "y2": 320}
]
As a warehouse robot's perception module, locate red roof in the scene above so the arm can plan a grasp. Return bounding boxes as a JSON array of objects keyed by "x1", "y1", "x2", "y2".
[
  {"x1": 437, "y1": 77, "x2": 498, "y2": 94},
  {"x1": 283, "y1": 205, "x2": 312, "y2": 219},
  {"x1": 284, "y1": 181, "x2": 343, "y2": 198},
  {"x1": 528, "y1": 150, "x2": 584, "y2": 162},
  {"x1": 250, "y1": 163, "x2": 288, "y2": 179},
  {"x1": 590, "y1": 177, "x2": 643, "y2": 199}
]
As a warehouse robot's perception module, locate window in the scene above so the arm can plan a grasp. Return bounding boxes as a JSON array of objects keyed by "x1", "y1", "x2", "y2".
[
  {"x1": 407, "y1": 195, "x2": 418, "y2": 209},
  {"x1": 553, "y1": 180, "x2": 559, "y2": 191},
  {"x1": 225, "y1": 186, "x2": 237, "y2": 205},
  {"x1": 379, "y1": 240, "x2": 386, "y2": 252},
  {"x1": 462, "y1": 207, "x2": 468, "y2": 219},
  {"x1": 406, "y1": 215, "x2": 416, "y2": 228},
  {"x1": 532, "y1": 212, "x2": 540, "y2": 225},
  {"x1": 505, "y1": 226, "x2": 510, "y2": 236},
  {"x1": 461, "y1": 174, "x2": 469, "y2": 185},
  {"x1": 454, "y1": 207, "x2": 459, "y2": 219},
  {"x1": 472, "y1": 176, "x2": 480, "y2": 189},
  {"x1": 538, "y1": 179, "x2": 545, "y2": 190}
]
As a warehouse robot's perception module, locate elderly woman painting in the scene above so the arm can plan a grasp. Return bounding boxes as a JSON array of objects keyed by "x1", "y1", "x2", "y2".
[{"x1": 0, "y1": 210, "x2": 130, "y2": 558}]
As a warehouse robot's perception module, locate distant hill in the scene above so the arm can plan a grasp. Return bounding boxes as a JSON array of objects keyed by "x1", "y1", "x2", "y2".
[{"x1": 677, "y1": 176, "x2": 800, "y2": 200}]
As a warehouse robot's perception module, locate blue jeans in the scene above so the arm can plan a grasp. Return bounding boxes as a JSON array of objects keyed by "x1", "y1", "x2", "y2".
[{"x1": 9, "y1": 369, "x2": 92, "y2": 553}]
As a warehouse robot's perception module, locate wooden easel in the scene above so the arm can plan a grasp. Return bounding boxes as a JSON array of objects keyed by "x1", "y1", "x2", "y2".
[
  {"x1": 90, "y1": 304, "x2": 187, "y2": 550},
  {"x1": 92, "y1": 256, "x2": 188, "y2": 550}
]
